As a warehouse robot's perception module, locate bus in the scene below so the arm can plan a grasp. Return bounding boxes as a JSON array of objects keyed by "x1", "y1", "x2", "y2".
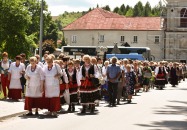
[
  {"x1": 106, "y1": 53, "x2": 145, "y2": 61},
  {"x1": 62, "y1": 46, "x2": 151, "y2": 60}
]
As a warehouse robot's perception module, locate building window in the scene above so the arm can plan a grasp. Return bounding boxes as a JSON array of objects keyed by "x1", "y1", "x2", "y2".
[
  {"x1": 121, "y1": 36, "x2": 125, "y2": 43},
  {"x1": 133, "y1": 36, "x2": 138, "y2": 43},
  {"x1": 155, "y1": 36, "x2": 160, "y2": 43},
  {"x1": 71, "y1": 35, "x2": 77, "y2": 43},
  {"x1": 180, "y1": 8, "x2": 187, "y2": 27},
  {"x1": 99, "y1": 35, "x2": 104, "y2": 42}
]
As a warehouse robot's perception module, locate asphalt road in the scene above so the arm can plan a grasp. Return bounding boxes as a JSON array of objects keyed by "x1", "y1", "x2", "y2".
[{"x1": 1, "y1": 81, "x2": 187, "y2": 130}]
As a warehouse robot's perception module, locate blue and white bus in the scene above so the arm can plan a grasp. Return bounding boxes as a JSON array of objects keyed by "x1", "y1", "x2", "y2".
[
  {"x1": 62, "y1": 46, "x2": 151, "y2": 60},
  {"x1": 106, "y1": 53, "x2": 145, "y2": 61}
]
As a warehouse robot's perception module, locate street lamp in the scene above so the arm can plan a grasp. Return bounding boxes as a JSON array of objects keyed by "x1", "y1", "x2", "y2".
[{"x1": 39, "y1": 0, "x2": 43, "y2": 61}]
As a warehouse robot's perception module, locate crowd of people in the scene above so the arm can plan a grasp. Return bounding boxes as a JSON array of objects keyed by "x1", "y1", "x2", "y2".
[{"x1": 0, "y1": 51, "x2": 186, "y2": 117}]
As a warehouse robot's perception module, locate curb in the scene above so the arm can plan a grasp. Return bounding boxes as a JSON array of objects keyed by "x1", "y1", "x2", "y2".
[{"x1": 0, "y1": 111, "x2": 28, "y2": 121}]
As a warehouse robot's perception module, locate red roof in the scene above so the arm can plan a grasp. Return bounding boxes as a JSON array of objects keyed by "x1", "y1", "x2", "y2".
[{"x1": 63, "y1": 8, "x2": 162, "y2": 31}]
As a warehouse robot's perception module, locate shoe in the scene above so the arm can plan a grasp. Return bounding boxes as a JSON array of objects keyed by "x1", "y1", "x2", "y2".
[
  {"x1": 52, "y1": 112, "x2": 58, "y2": 117},
  {"x1": 67, "y1": 105, "x2": 71, "y2": 112},
  {"x1": 26, "y1": 112, "x2": 33, "y2": 116},
  {"x1": 35, "y1": 112, "x2": 39, "y2": 115},
  {"x1": 112, "y1": 104, "x2": 116, "y2": 107},
  {"x1": 45, "y1": 111, "x2": 52, "y2": 116},
  {"x1": 72, "y1": 104, "x2": 75, "y2": 112},
  {"x1": 90, "y1": 105, "x2": 95, "y2": 113},
  {"x1": 88, "y1": 104, "x2": 91, "y2": 110},
  {"x1": 127, "y1": 100, "x2": 132, "y2": 104},
  {"x1": 81, "y1": 106, "x2": 86, "y2": 114}
]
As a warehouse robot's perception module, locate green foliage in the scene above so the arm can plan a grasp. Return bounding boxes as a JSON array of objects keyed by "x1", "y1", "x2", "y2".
[
  {"x1": 42, "y1": 39, "x2": 56, "y2": 55},
  {"x1": 119, "y1": 4, "x2": 126, "y2": 15},
  {"x1": 0, "y1": 0, "x2": 33, "y2": 58},
  {"x1": 57, "y1": 12, "x2": 82, "y2": 28},
  {"x1": 113, "y1": 7, "x2": 119, "y2": 13},
  {"x1": 125, "y1": 8, "x2": 134, "y2": 17},
  {"x1": 133, "y1": 1, "x2": 144, "y2": 16},
  {"x1": 102, "y1": 5, "x2": 111, "y2": 11},
  {"x1": 0, "y1": 0, "x2": 58, "y2": 58},
  {"x1": 143, "y1": 2, "x2": 152, "y2": 17}
]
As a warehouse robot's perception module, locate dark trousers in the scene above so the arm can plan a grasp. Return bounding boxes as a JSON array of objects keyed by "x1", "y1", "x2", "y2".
[{"x1": 108, "y1": 82, "x2": 118, "y2": 104}]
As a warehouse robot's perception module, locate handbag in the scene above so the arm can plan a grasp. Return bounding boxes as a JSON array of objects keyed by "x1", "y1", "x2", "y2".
[
  {"x1": 99, "y1": 77, "x2": 105, "y2": 85},
  {"x1": 63, "y1": 89, "x2": 70, "y2": 105}
]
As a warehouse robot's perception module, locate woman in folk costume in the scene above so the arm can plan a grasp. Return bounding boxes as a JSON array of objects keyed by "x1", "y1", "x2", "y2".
[
  {"x1": 65, "y1": 61, "x2": 81, "y2": 112},
  {"x1": 142, "y1": 62, "x2": 152, "y2": 92},
  {"x1": 79, "y1": 55, "x2": 99, "y2": 113},
  {"x1": 170, "y1": 62, "x2": 179, "y2": 87},
  {"x1": 0, "y1": 52, "x2": 11, "y2": 99},
  {"x1": 91, "y1": 57, "x2": 101, "y2": 106},
  {"x1": 54, "y1": 60, "x2": 69, "y2": 106},
  {"x1": 133, "y1": 61, "x2": 143, "y2": 94},
  {"x1": 8, "y1": 55, "x2": 25, "y2": 100},
  {"x1": 155, "y1": 62, "x2": 168, "y2": 89},
  {"x1": 24, "y1": 57, "x2": 44, "y2": 116},
  {"x1": 43, "y1": 55, "x2": 62, "y2": 116}
]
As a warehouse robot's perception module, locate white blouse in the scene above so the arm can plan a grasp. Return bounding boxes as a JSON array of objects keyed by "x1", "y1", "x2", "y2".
[
  {"x1": 1, "y1": 61, "x2": 10, "y2": 74},
  {"x1": 8, "y1": 62, "x2": 25, "y2": 79}
]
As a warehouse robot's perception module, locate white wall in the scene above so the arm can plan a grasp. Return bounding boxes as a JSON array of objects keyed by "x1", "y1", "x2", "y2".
[{"x1": 64, "y1": 30, "x2": 164, "y2": 60}]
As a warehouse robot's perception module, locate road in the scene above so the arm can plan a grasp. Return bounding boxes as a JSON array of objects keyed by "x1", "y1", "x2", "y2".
[{"x1": 1, "y1": 81, "x2": 187, "y2": 130}]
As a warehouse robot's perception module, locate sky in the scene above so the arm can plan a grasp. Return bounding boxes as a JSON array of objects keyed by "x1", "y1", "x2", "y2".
[{"x1": 45, "y1": 0, "x2": 163, "y2": 16}]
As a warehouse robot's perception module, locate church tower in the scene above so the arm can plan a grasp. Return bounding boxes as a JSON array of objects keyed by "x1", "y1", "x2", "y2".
[{"x1": 163, "y1": 0, "x2": 187, "y2": 62}]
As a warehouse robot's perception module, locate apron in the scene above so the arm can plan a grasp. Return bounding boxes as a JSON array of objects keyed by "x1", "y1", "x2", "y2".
[
  {"x1": 25, "y1": 69, "x2": 42, "y2": 97},
  {"x1": 45, "y1": 76, "x2": 60, "y2": 98},
  {"x1": 9, "y1": 67, "x2": 22, "y2": 89}
]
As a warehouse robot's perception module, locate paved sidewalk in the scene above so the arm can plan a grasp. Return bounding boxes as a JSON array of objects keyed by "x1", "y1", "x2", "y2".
[{"x1": 0, "y1": 99, "x2": 27, "y2": 120}]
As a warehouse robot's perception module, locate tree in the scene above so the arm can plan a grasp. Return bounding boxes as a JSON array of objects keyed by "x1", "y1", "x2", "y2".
[
  {"x1": 113, "y1": 7, "x2": 119, "y2": 13},
  {"x1": 119, "y1": 4, "x2": 126, "y2": 15},
  {"x1": 125, "y1": 8, "x2": 134, "y2": 17},
  {"x1": 43, "y1": 21, "x2": 58, "y2": 46},
  {"x1": 133, "y1": 1, "x2": 144, "y2": 16},
  {"x1": 96, "y1": 4, "x2": 99, "y2": 8},
  {"x1": 102, "y1": 5, "x2": 111, "y2": 11},
  {"x1": 144, "y1": 2, "x2": 152, "y2": 16},
  {"x1": 124, "y1": 5, "x2": 130, "y2": 15},
  {"x1": 23, "y1": 0, "x2": 58, "y2": 44},
  {"x1": 0, "y1": 0, "x2": 35, "y2": 58}
]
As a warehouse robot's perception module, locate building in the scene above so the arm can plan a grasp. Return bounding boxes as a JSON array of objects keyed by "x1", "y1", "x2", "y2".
[
  {"x1": 63, "y1": 6, "x2": 173, "y2": 61},
  {"x1": 162, "y1": 0, "x2": 187, "y2": 62}
]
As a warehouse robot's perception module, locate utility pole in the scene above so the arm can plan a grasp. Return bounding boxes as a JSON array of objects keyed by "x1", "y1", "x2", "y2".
[{"x1": 39, "y1": 0, "x2": 43, "y2": 61}]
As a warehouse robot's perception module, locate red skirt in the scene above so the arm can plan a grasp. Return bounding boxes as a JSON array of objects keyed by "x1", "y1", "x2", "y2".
[
  {"x1": 8, "y1": 89, "x2": 22, "y2": 100},
  {"x1": 46, "y1": 97, "x2": 61, "y2": 112},
  {"x1": 60, "y1": 84, "x2": 66, "y2": 96},
  {"x1": 24, "y1": 97, "x2": 43, "y2": 111}
]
